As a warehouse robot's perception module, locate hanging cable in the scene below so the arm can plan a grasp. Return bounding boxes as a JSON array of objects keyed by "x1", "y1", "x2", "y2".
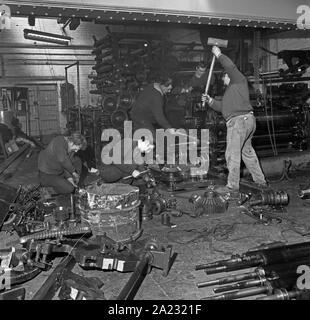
[
  {"x1": 269, "y1": 80, "x2": 278, "y2": 155},
  {"x1": 262, "y1": 77, "x2": 277, "y2": 156}
]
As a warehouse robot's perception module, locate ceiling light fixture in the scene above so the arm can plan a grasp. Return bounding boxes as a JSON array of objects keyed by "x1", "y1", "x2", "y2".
[{"x1": 23, "y1": 29, "x2": 72, "y2": 45}]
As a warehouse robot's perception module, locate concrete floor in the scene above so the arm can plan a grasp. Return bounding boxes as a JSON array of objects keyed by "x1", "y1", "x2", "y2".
[{"x1": 1, "y1": 149, "x2": 310, "y2": 300}]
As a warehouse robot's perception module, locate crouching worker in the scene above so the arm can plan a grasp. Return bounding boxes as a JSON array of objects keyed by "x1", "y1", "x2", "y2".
[
  {"x1": 100, "y1": 137, "x2": 154, "y2": 189},
  {"x1": 38, "y1": 132, "x2": 86, "y2": 194}
]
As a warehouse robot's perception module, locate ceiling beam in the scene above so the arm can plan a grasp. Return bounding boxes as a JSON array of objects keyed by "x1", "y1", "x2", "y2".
[
  {"x1": 3, "y1": 1, "x2": 298, "y2": 30},
  {"x1": 0, "y1": 43, "x2": 92, "y2": 50}
]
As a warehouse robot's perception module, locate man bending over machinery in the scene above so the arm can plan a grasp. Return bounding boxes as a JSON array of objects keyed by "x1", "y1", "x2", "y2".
[
  {"x1": 38, "y1": 132, "x2": 87, "y2": 194},
  {"x1": 130, "y1": 74, "x2": 178, "y2": 140},
  {"x1": 100, "y1": 137, "x2": 154, "y2": 189}
]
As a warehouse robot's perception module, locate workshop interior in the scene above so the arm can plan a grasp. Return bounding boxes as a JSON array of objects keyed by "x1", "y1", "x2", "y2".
[{"x1": 1, "y1": 0, "x2": 310, "y2": 301}]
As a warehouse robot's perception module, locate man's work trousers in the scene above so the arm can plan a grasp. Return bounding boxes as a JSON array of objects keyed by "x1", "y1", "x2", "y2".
[{"x1": 225, "y1": 113, "x2": 266, "y2": 190}]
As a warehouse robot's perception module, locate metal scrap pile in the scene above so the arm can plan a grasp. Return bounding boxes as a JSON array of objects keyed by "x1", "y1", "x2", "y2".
[{"x1": 0, "y1": 181, "x2": 174, "y2": 300}]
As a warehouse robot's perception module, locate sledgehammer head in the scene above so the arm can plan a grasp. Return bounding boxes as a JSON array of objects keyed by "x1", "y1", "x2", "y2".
[{"x1": 207, "y1": 38, "x2": 228, "y2": 48}]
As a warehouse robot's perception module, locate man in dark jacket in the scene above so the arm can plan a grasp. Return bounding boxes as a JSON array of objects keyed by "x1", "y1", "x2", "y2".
[
  {"x1": 202, "y1": 46, "x2": 266, "y2": 193},
  {"x1": 130, "y1": 76, "x2": 177, "y2": 140},
  {"x1": 38, "y1": 132, "x2": 86, "y2": 194},
  {"x1": 0, "y1": 123, "x2": 13, "y2": 144}
]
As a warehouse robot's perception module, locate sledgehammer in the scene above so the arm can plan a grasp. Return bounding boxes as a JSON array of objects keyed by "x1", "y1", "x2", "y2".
[{"x1": 202, "y1": 38, "x2": 228, "y2": 107}]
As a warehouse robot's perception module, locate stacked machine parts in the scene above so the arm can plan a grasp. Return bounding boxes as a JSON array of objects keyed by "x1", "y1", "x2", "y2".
[
  {"x1": 68, "y1": 28, "x2": 180, "y2": 165},
  {"x1": 173, "y1": 79, "x2": 310, "y2": 169},
  {"x1": 196, "y1": 241, "x2": 310, "y2": 300}
]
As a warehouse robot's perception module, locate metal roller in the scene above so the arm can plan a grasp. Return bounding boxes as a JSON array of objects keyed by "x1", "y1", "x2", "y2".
[
  {"x1": 119, "y1": 92, "x2": 134, "y2": 110},
  {"x1": 101, "y1": 95, "x2": 118, "y2": 113},
  {"x1": 111, "y1": 110, "x2": 128, "y2": 129}
]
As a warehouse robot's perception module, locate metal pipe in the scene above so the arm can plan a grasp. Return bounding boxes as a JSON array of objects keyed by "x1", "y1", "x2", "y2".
[
  {"x1": 0, "y1": 43, "x2": 92, "y2": 50},
  {"x1": 202, "y1": 285, "x2": 272, "y2": 300},
  {"x1": 65, "y1": 67, "x2": 69, "y2": 123},
  {"x1": 198, "y1": 241, "x2": 310, "y2": 274},
  {"x1": 197, "y1": 268, "x2": 266, "y2": 288},
  {"x1": 115, "y1": 254, "x2": 150, "y2": 300},
  {"x1": 6, "y1": 61, "x2": 94, "y2": 66},
  {"x1": 69, "y1": 193, "x2": 76, "y2": 221},
  {"x1": 77, "y1": 61, "x2": 81, "y2": 132},
  {"x1": 213, "y1": 277, "x2": 271, "y2": 293},
  {"x1": 196, "y1": 256, "x2": 244, "y2": 271},
  {"x1": 257, "y1": 288, "x2": 310, "y2": 300},
  {"x1": 204, "y1": 258, "x2": 264, "y2": 275},
  {"x1": 32, "y1": 256, "x2": 76, "y2": 300},
  {"x1": 2, "y1": 52, "x2": 93, "y2": 56}
]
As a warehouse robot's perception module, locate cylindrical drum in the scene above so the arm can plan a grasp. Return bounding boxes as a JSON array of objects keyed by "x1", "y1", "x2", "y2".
[{"x1": 78, "y1": 183, "x2": 141, "y2": 243}]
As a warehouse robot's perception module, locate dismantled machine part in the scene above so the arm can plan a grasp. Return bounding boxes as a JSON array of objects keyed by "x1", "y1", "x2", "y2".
[
  {"x1": 0, "y1": 248, "x2": 42, "y2": 291},
  {"x1": 238, "y1": 190, "x2": 289, "y2": 225},
  {"x1": 196, "y1": 241, "x2": 310, "y2": 300},
  {"x1": 195, "y1": 241, "x2": 310, "y2": 274},
  {"x1": 189, "y1": 188, "x2": 228, "y2": 216},
  {"x1": 29, "y1": 236, "x2": 174, "y2": 300}
]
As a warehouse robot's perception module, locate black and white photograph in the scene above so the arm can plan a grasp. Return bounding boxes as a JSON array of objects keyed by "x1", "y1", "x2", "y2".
[{"x1": 1, "y1": 0, "x2": 310, "y2": 308}]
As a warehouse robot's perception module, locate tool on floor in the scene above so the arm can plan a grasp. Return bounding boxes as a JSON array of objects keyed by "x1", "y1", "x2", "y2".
[{"x1": 202, "y1": 38, "x2": 228, "y2": 108}]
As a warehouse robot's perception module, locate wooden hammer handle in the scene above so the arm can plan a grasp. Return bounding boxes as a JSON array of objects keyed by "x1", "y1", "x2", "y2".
[{"x1": 202, "y1": 55, "x2": 216, "y2": 107}]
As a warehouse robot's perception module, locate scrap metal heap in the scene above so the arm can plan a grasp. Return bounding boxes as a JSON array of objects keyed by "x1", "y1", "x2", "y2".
[
  {"x1": 0, "y1": 182, "x2": 175, "y2": 300},
  {"x1": 196, "y1": 241, "x2": 310, "y2": 300},
  {"x1": 0, "y1": 175, "x2": 301, "y2": 300}
]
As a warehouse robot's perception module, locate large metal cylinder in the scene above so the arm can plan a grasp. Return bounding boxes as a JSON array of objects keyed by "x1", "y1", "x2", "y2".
[
  {"x1": 210, "y1": 105, "x2": 307, "y2": 161},
  {"x1": 78, "y1": 183, "x2": 141, "y2": 243},
  {"x1": 255, "y1": 109, "x2": 297, "y2": 133}
]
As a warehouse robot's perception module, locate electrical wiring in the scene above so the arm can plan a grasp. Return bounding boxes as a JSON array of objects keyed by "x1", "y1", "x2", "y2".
[
  {"x1": 262, "y1": 77, "x2": 277, "y2": 156},
  {"x1": 166, "y1": 221, "x2": 259, "y2": 245}
]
